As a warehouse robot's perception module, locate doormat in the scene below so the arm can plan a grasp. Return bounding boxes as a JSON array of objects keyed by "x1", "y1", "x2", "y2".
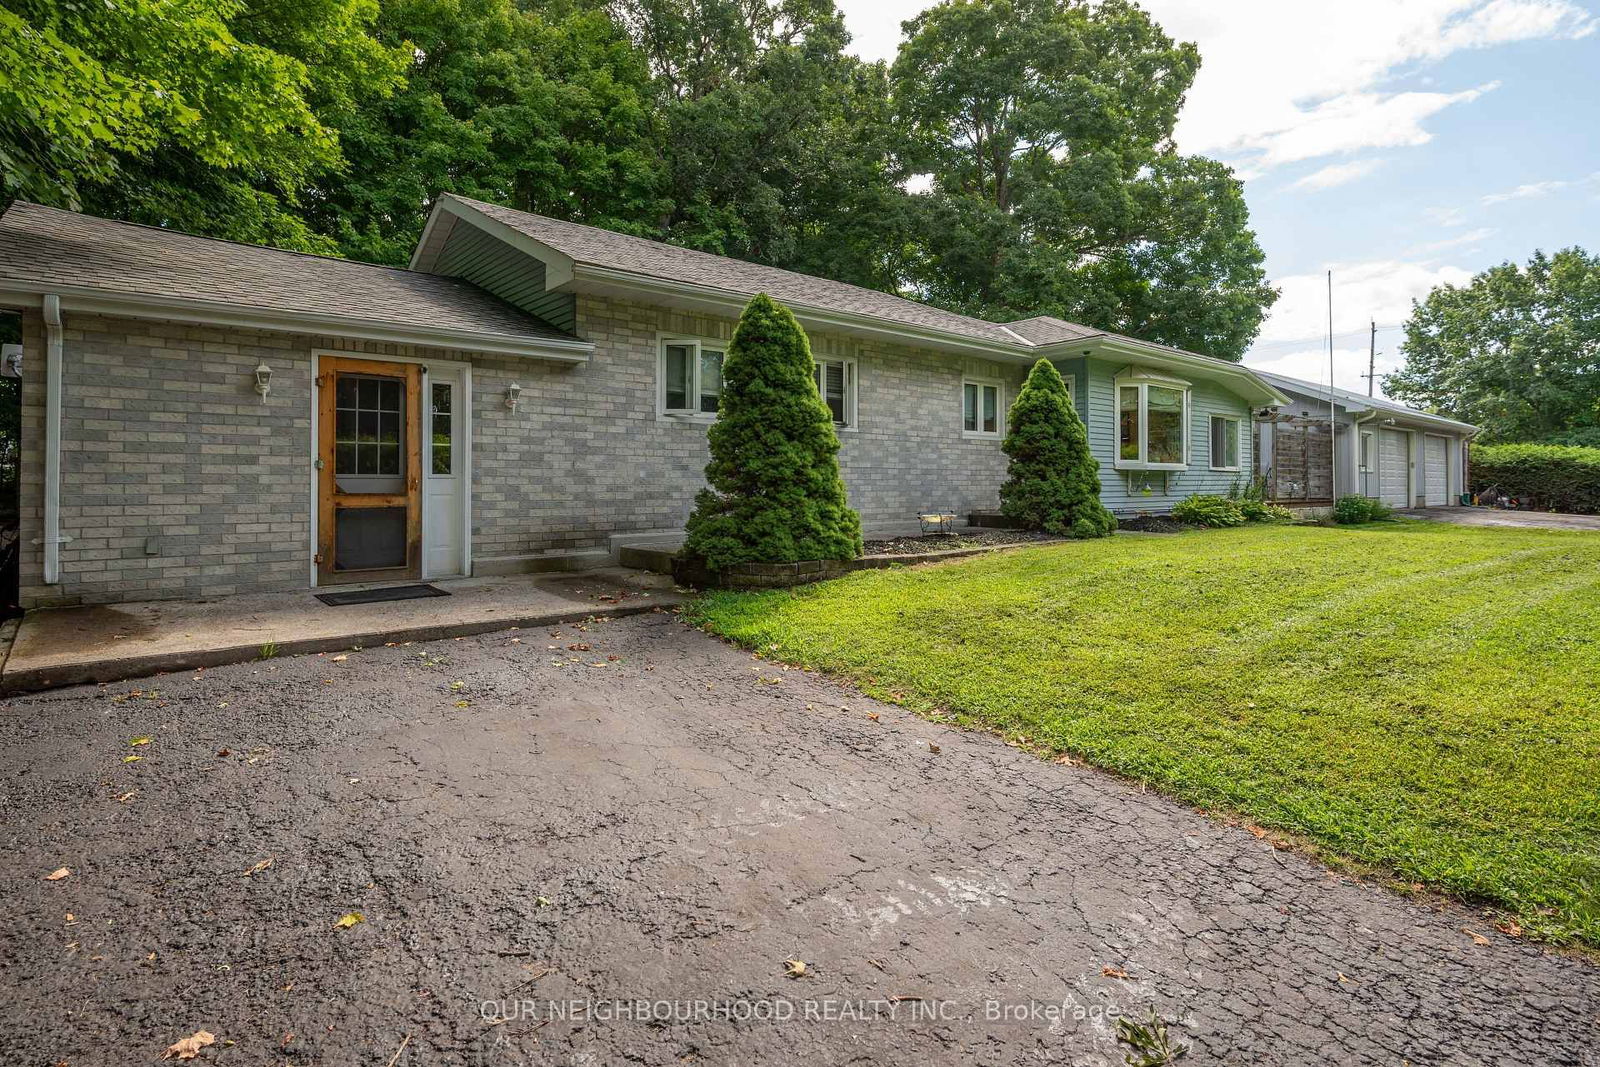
[{"x1": 315, "y1": 584, "x2": 450, "y2": 607}]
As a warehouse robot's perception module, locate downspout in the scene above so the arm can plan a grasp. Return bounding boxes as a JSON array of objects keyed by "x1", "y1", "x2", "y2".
[{"x1": 42, "y1": 294, "x2": 64, "y2": 584}]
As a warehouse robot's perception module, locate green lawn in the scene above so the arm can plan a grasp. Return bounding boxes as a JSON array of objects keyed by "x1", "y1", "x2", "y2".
[{"x1": 688, "y1": 522, "x2": 1600, "y2": 945}]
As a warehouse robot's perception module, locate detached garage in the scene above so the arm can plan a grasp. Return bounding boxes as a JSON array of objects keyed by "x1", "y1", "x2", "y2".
[{"x1": 1253, "y1": 371, "x2": 1477, "y2": 512}]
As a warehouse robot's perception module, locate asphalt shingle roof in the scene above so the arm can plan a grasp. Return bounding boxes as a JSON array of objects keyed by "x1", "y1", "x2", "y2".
[
  {"x1": 0, "y1": 201, "x2": 577, "y2": 345},
  {"x1": 453, "y1": 195, "x2": 1031, "y2": 348},
  {"x1": 1001, "y1": 315, "x2": 1103, "y2": 345},
  {"x1": 1252, "y1": 369, "x2": 1477, "y2": 431}
]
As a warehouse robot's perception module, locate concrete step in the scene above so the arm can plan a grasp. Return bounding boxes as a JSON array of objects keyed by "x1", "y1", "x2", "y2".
[{"x1": 618, "y1": 545, "x2": 677, "y2": 574}]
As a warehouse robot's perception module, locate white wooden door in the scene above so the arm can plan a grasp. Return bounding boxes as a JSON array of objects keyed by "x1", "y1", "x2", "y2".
[
  {"x1": 1379, "y1": 429, "x2": 1410, "y2": 508},
  {"x1": 1423, "y1": 435, "x2": 1449, "y2": 507},
  {"x1": 423, "y1": 369, "x2": 467, "y2": 577}
]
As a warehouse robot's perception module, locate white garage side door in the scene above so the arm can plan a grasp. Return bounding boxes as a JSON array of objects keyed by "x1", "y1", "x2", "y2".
[
  {"x1": 1423, "y1": 435, "x2": 1449, "y2": 507},
  {"x1": 1379, "y1": 429, "x2": 1410, "y2": 508}
]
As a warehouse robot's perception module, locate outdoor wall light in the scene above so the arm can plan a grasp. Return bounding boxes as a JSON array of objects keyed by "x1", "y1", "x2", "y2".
[
  {"x1": 505, "y1": 381, "x2": 522, "y2": 411},
  {"x1": 253, "y1": 362, "x2": 273, "y2": 402}
]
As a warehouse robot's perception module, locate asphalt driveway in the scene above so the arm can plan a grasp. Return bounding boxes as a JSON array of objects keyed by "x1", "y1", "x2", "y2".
[
  {"x1": 1398, "y1": 506, "x2": 1600, "y2": 530},
  {"x1": 1, "y1": 611, "x2": 1595, "y2": 1066}
]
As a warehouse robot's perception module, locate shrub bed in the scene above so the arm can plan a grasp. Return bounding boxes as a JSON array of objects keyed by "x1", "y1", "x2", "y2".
[{"x1": 1470, "y1": 442, "x2": 1600, "y2": 514}]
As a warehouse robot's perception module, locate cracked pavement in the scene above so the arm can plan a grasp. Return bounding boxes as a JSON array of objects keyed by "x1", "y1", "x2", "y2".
[{"x1": 1, "y1": 610, "x2": 1596, "y2": 1065}]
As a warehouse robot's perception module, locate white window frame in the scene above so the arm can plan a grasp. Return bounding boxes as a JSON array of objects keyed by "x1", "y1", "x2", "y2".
[
  {"x1": 813, "y1": 356, "x2": 858, "y2": 431},
  {"x1": 1114, "y1": 369, "x2": 1191, "y2": 471},
  {"x1": 1208, "y1": 414, "x2": 1242, "y2": 472},
  {"x1": 961, "y1": 376, "x2": 1005, "y2": 439},
  {"x1": 1359, "y1": 430, "x2": 1375, "y2": 473},
  {"x1": 656, "y1": 335, "x2": 729, "y2": 420}
]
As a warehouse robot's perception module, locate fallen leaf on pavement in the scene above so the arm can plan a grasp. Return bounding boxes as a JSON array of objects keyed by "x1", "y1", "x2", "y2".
[
  {"x1": 334, "y1": 912, "x2": 364, "y2": 929},
  {"x1": 129, "y1": 737, "x2": 152, "y2": 747},
  {"x1": 122, "y1": 755, "x2": 143, "y2": 763},
  {"x1": 45, "y1": 868, "x2": 70, "y2": 881},
  {"x1": 160, "y1": 1030, "x2": 216, "y2": 1060},
  {"x1": 1462, "y1": 927, "x2": 1491, "y2": 946},
  {"x1": 331, "y1": 654, "x2": 348, "y2": 663},
  {"x1": 243, "y1": 857, "x2": 274, "y2": 877},
  {"x1": 928, "y1": 742, "x2": 940, "y2": 754},
  {"x1": 783, "y1": 959, "x2": 808, "y2": 978},
  {"x1": 1102, "y1": 966, "x2": 1130, "y2": 979},
  {"x1": 116, "y1": 790, "x2": 137, "y2": 803},
  {"x1": 1494, "y1": 919, "x2": 1524, "y2": 938}
]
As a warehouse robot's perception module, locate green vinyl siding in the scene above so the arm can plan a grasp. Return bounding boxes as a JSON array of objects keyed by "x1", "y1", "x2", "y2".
[
  {"x1": 433, "y1": 223, "x2": 578, "y2": 333},
  {"x1": 1060, "y1": 357, "x2": 1254, "y2": 513}
]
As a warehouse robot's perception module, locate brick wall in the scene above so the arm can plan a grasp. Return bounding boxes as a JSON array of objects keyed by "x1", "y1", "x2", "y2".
[{"x1": 16, "y1": 298, "x2": 1026, "y2": 607}]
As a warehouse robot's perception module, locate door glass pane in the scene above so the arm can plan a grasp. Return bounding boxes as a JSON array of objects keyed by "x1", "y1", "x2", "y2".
[
  {"x1": 431, "y1": 382, "x2": 453, "y2": 475},
  {"x1": 1119, "y1": 386, "x2": 1140, "y2": 460},
  {"x1": 699, "y1": 349, "x2": 723, "y2": 413},
  {"x1": 334, "y1": 373, "x2": 406, "y2": 482},
  {"x1": 1147, "y1": 385, "x2": 1184, "y2": 464},
  {"x1": 981, "y1": 385, "x2": 997, "y2": 433},
  {"x1": 664, "y1": 344, "x2": 691, "y2": 410},
  {"x1": 963, "y1": 383, "x2": 978, "y2": 432}
]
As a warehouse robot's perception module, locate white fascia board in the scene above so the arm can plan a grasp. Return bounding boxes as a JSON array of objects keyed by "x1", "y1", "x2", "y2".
[{"x1": 0, "y1": 285, "x2": 593, "y2": 363}]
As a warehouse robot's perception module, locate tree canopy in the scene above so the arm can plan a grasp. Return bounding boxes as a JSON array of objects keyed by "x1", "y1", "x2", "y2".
[
  {"x1": 1, "y1": 0, "x2": 1277, "y2": 354},
  {"x1": 891, "y1": 0, "x2": 1275, "y2": 358},
  {"x1": 1386, "y1": 248, "x2": 1600, "y2": 444}
]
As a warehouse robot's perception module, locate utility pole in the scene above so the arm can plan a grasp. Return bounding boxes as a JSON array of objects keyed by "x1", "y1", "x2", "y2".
[{"x1": 1362, "y1": 319, "x2": 1377, "y2": 396}]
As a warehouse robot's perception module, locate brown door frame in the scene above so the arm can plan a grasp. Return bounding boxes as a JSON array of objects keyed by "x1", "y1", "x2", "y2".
[{"x1": 316, "y1": 356, "x2": 423, "y2": 584}]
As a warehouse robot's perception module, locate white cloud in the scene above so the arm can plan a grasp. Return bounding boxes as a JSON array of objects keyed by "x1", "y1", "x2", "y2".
[
  {"x1": 1253, "y1": 83, "x2": 1497, "y2": 165},
  {"x1": 1138, "y1": 0, "x2": 1591, "y2": 171},
  {"x1": 1249, "y1": 258, "x2": 1474, "y2": 350},
  {"x1": 1291, "y1": 159, "x2": 1383, "y2": 191},
  {"x1": 835, "y1": 0, "x2": 1590, "y2": 173},
  {"x1": 1408, "y1": 227, "x2": 1497, "y2": 254},
  {"x1": 1424, "y1": 205, "x2": 1471, "y2": 226},
  {"x1": 1245, "y1": 259, "x2": 1475, "y2": 394}
]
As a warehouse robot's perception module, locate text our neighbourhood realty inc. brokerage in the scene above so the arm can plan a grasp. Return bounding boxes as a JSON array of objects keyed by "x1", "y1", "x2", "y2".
[{"x1": 480, "y1": 996, "x2": 1128, "y2": 1026}]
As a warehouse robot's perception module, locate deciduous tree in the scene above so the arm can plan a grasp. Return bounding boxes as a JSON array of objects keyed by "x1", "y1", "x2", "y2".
[
  {"x1": 1387, "y1": 248, "x2": 1600, "y2": 443},
  {"x1": 891, "y1": 0, "x2": 1275, "y2": 360}
]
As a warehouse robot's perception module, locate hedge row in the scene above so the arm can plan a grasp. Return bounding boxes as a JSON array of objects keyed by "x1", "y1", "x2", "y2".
[{"x1": 1469, "y1": 443, "x2": 1600, "y2": 514}]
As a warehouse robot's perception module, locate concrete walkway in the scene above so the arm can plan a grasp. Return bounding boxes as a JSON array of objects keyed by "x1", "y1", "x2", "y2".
[
  {"x1": 0, "y1": 569, "x2": 682, "y2": 692},
  {"x1": 1398, "y1": 506, "x2": 1600, "y2": 530}
]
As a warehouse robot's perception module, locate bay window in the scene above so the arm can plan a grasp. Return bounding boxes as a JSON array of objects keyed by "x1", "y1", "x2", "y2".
[
  {"x1": 1209, "y1": 414, "x2": 1241, "y2": 471},
  {"x1": 1115, "y1": 371, "x2": 1190, "y2": 469}
]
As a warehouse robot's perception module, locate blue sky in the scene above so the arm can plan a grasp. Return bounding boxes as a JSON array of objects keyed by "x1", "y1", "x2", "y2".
[{"x1": 835, "y1": 0, "x2": 1599, "y2": 395}]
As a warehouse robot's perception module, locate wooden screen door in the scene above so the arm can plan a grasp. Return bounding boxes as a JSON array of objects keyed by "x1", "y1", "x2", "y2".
[{"x1": 317, "y1": 357, "x2": 423, "y2": 583}]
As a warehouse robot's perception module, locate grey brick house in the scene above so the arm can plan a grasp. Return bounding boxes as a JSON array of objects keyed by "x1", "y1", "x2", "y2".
[{"x1": 0, "y1": 196, "x2": 1295, "y2": 608}]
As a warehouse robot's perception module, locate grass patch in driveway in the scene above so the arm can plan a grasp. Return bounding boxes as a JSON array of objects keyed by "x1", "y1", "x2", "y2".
[{"x1": 688, "y1": 522, "x2": 1600, "y2": 945}]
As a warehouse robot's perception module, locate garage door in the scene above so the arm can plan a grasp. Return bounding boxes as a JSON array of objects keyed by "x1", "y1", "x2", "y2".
[
  {"x1": 1379, "y1": 429, "x2": 1410, "y2": 508},
  {"x1": 1423, "y1": 435, "x2": 1449, "y2": 507}
]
